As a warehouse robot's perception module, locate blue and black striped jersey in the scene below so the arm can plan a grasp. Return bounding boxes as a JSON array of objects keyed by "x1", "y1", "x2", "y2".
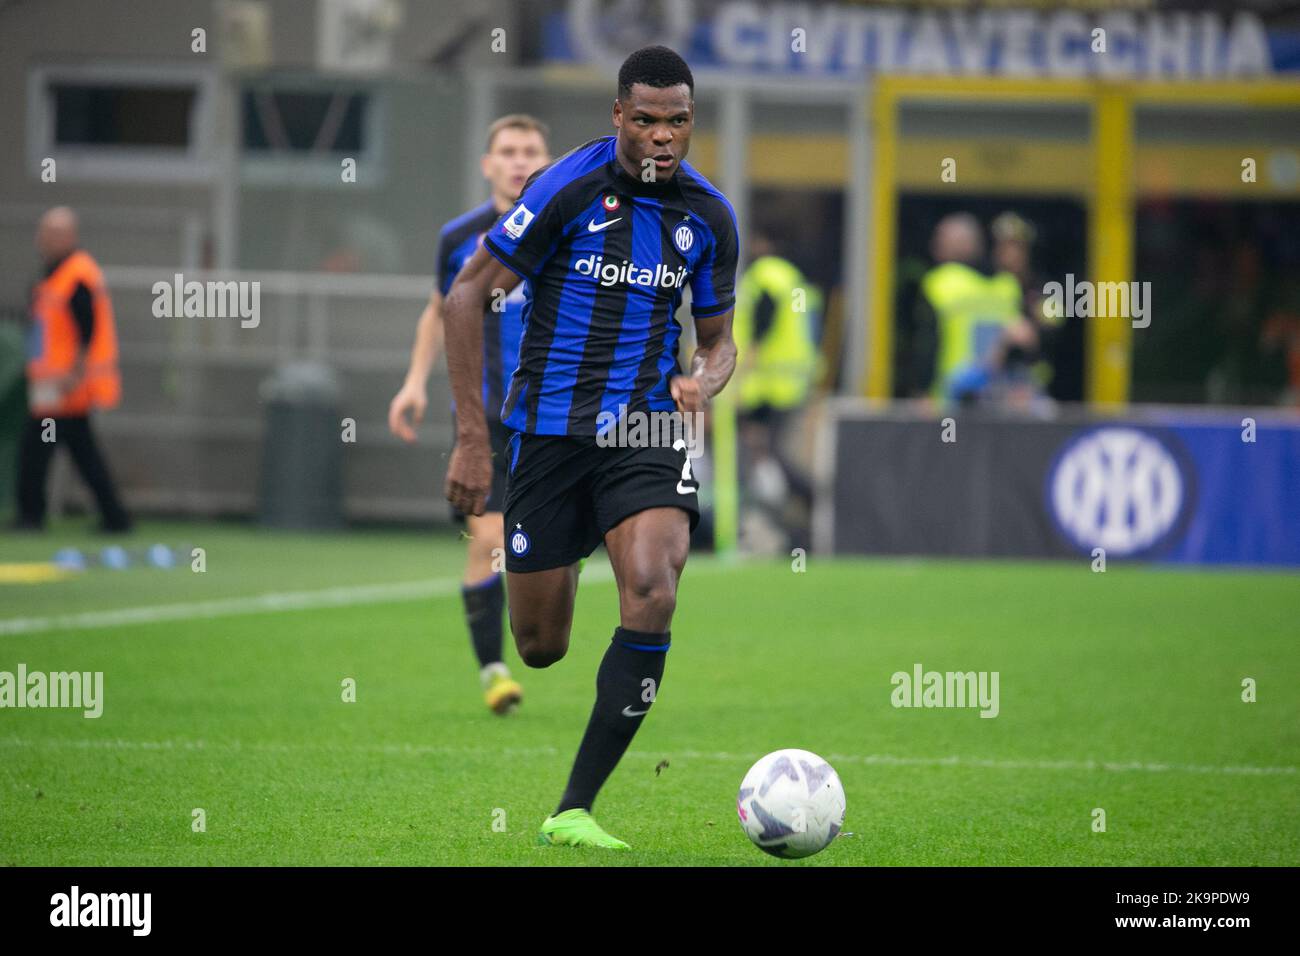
[
  {"x1": 436, "y1": 199, "x2": 527, "y2": 425},
  {"x1": 482, "y1": 135, "x2": 739, "y2": 437}
]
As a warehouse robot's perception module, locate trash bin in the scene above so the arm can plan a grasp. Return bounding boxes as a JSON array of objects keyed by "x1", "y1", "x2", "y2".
[{"x1": 258, "y1": 361, "x2": 343, "y2": 529}]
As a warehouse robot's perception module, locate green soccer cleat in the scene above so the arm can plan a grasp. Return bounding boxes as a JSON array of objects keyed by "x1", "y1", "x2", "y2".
[{"x1": 537, "y1": 809, "x2": 631, "y2": 850}]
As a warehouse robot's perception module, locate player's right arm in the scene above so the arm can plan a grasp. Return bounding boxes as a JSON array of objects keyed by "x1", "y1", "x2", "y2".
[
  {"x1": 387, "y1": 289, "x2": 444, "y2": 443},
  {"x1": 447, "y1": 160, "x2": 571, "y2": 513},
  {"x1": 443, "y1": 245, "x2": 522, "y2": 516}
]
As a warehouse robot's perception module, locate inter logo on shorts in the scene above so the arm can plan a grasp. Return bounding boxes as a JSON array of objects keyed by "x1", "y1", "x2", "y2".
[
  {"x1": 602, "y1": 194, "x2": 620, "y2": 212},
  {"x1": 673, "y1": 223, "x2": 694, "y2": 253},
  {"x1": 510, "y1": 525, "x2": 531, "y2": 557}
]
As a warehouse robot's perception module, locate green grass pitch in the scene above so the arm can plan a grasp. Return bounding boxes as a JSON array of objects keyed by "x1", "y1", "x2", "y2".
[{"x1": 1, "y1": 520, "x2": 1297, "y2": 866}]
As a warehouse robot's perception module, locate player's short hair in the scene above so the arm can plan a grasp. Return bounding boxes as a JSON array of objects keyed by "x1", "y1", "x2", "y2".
[
  {"x1": 485, "y1": 114, "x2": 550, "y2": 152},
  {"x1": 617, "y1": 46, "x2": 694, "y2": 100}
]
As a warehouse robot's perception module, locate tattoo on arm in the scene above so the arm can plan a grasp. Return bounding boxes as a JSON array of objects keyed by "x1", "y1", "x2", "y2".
[{"x1": 689, "y1": 309, "x2": 737, "y2": 399}]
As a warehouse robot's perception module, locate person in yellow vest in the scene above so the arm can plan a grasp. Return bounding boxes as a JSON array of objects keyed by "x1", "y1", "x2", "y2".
[
  {"x1": 14, "y1": 207, "x2": 130, "y2": 532},
  {"x1": 907, "y1": 213, "x2": 1037, "y2": 407},
  {"x1": 732, "y1": 230, "x2": 821, "y2": 542}
]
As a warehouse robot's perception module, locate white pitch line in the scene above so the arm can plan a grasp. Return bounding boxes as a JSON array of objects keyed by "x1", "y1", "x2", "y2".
[
  {"x1": 817, "y1": 752, "x2": 1297, "y2": 776},
  {"x1": 0, "y1": 579, "x2": 457, "y2": 636},
  {"x1": 0, "y1": 558, "x2": 749, "y2": 638},
  {"x1": 0, "y1": 737, "x2": 1293, "y2": 776},
  {"x1": 0, "y1": 563, "x2": 623, "y2": 637},
  {"x1": 0, "y1": 736, "x2": 562, "y2": 758}
]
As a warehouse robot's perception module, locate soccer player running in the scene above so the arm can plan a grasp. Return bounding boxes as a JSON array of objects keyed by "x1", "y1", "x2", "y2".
[
  {"x1": 388, "y1": 115, "x2": 551, "y2": 716},
  {"x1": 443, "y1": 46, "x2": 738, "y2": 849}
]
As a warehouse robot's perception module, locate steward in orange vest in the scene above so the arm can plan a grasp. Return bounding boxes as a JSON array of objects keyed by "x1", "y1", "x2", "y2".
[
  {"x1": 14, "y1": 207, "x2": 130, "y2": 533},
  {"x1": 26, "y1": 249, "x2": 121, "y2": 416}
]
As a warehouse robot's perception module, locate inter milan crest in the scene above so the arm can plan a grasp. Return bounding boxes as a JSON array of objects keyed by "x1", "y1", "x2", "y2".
[
  {"x1": 673, "y1": 223, "x2": 694, "y2": 253},
  {"x1": 510, "y1": 524, "x2": 531, "y2": 557}
]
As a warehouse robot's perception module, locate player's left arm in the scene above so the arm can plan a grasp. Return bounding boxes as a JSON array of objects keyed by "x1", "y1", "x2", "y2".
[
  {"x1": 675, "y1": 196, "x2": 740, "y2": 414},
  {"x1": 671, "y1": 309, "x2": 735, "y2": 414}
]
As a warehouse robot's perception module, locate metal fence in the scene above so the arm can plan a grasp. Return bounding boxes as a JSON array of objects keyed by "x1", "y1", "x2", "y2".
[{"x1": 5, "y1": 252, "x2": 451, "y2": 521}]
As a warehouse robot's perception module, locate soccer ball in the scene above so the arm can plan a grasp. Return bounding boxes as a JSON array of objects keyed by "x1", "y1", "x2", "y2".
[{"x1": 736, "y1": 749, "x2": 846, "y2": 859}]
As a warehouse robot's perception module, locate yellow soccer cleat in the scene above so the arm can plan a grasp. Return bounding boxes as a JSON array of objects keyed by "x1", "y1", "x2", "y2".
[{"x1": 483, "y1": 669, "x2": 523, "y2": 715}]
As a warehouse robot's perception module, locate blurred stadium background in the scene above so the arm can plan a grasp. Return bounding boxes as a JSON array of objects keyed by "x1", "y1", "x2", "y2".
[
  {"x1": 1, "y1": 0, "x2": 1298, "y2": 560},
  {"x1": 1, "y1": 0, "x2": 1298, "y2": 867}
]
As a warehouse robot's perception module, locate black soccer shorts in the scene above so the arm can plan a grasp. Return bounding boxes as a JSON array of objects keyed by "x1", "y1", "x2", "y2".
[
  {"x1": 450, "y1": 418, "x2": 513, "y2": 521},
  {"x1": 502, "y1": 432, "x2": 701, "y2": 573}
]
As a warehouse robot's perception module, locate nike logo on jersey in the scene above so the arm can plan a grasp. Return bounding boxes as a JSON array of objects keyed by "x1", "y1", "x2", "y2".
[
  {"x1": 621, "y1": 705, "x2": 649, "y2": 717},
  {"x1": 587, "y1": 217, "x2": 622, "y2": 233}
]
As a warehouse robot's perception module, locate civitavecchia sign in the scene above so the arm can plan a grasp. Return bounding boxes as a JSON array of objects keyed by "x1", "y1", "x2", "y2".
[{"x1": 548, "y1": 0, "x2": 1300, "y2": 79}]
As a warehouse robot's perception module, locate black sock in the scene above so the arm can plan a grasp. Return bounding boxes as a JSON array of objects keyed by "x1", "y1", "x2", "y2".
[
  {"x1": 461, "y1": 575, "x2": 505, "y2": 669},
  {"x1": 555, "y1": 627, "x2": 670, "y2": 814}
]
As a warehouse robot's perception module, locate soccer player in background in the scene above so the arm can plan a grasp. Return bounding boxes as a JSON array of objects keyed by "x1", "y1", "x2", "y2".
[
  {"x1": 388, "y1": 115, "x2": 551, "y2": 715},
  {"x1": 442, "y1": 46, "x2": 738, "y2": 849}
]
